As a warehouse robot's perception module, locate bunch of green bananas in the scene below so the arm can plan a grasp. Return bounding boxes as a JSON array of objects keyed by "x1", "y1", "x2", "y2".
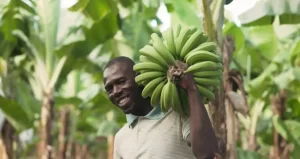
[{"x1": 133, "y1": 25, "x2": 223, "y2": 115}]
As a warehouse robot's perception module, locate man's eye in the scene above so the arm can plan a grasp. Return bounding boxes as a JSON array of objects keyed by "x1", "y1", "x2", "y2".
[
  {"x1": 105, "y1": 86, "x2": 112, "y2": 92},
  {"x1": 118, "y1": 79, "x2": 125, "y2": 84}
]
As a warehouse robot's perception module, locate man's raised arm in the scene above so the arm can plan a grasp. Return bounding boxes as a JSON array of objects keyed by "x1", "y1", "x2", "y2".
[{"x1": 179, "y1": 68, "x2": 218, "y2": 159}]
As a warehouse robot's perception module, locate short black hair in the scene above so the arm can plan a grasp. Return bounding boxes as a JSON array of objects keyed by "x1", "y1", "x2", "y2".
[
  {"x1": 104, "y1": 56, "x2": 145, "y2": 90},
  {"x1": 104, "y1": 56, "x2": 135, "y2": 71}
]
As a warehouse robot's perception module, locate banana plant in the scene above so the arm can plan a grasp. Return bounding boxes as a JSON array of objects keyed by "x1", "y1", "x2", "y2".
[
  {"x1": 53, "y1": 68, "x2": 126, "y2": 157},
  {"x1": 0, "y1": 1, "x2": 39, "y2": 157},
  {"x1": 224, "y1": 6, "x2": 300, "y2": 158},
  {"x1": 0, "y1": 0, "x2": 119, "y2": 158},
  {"x1": 226, "y1": 0, "x2": 300, "y2": 26}
]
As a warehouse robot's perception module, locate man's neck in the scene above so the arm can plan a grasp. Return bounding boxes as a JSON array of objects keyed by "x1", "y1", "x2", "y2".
[{"x1": 132, "y1": 98, "x2": 153, "y2": 116}]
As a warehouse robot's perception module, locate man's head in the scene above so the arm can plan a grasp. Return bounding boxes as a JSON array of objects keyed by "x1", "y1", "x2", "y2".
[{"x1": 103, "y1": 56, "x2": 143, "y2": 114}]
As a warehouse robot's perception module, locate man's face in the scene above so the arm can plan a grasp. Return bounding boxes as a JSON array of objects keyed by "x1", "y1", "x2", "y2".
[{"x1": 103, "y1": 63, "x2": 141, "y2": 114}]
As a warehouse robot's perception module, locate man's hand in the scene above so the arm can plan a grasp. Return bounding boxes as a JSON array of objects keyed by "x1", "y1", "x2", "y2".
[
  {"x1": 178, "y1": 72, "x2": 197, "y2": 91},
  {"x1": 172, "y1": 61, "x2": 197, "y2": 92}
]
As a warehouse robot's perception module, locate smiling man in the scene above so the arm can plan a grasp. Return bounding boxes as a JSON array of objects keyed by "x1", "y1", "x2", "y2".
[{"x1": 103, "y1": 56, "x2": 218, "y2": 159}]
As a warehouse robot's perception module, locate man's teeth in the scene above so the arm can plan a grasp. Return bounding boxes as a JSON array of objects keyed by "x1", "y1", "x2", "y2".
[{"x1": 120, "y1": 97, "x2": 127, "y2": 104}]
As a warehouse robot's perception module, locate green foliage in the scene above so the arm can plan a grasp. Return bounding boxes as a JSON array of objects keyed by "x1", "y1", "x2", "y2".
[
  {"x1": 243, "y1": 26, "x2": 278, "y2": 61},
  {"x1": 15, "y1": 79, "x2": 41, "y2": 119},
  {"x1": 165, "y1": 0, "x2": 202, "y2": 29},
  {"x1": 224, "y1": 1, "x2": 300, "y2": 158},
  {"x1": 0, "y1": 1, "x2": 123, "y2": 156},
  {"x1": 69, "y1": 0, "x2": 118, "y2": 21},
  {"x1": 237, "y1": 148, "x2": 267, "y2": 159},
  {"x1": 83, "y1": 13, "x2": 119, "y2": 47},
  {"x1": 224, "y1": 23, "x2": 278, "y2": 75},
  {"x1": 0, "y1": 96, "x2": 32, "y2": 131},
  {"x1": 120, "y1": 1, "x2": 162, "y2": 61},
  {"x1": 122, "y1": 13, "x2": 154, "y2": 61},
  {"x1": 118, "y1": 0, "x2": 137, "y2": 8},
  {"x1": 287, "y1": 97, "x2": 300, "y2": 119},
  {"x1": 235, "y1": 0, "x2": 300, "y2": 26},
  {"x1": 273, "y1": 115, "x2": 300, "y2": 158},
  {"x1": 1, "y1": 0, "x2": 300, "y2": 157}
]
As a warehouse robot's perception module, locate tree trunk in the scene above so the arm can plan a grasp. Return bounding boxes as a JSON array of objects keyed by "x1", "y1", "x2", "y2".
[
  {"x1": 209, "y1": 35, "x2": 236, "y2": 158},
  {"x1": 209, "y1": 91, "x2": 226, "y2": 158},
  {"x1": 75, "y1": 144, "x2": 81, "y2": 159},
  {"x1": 38, "y1": 92, "x2": 54, "y2": 159},
  {"x1": 234, "y1": 116, "x2": 240, "y2": 143},
  {"x1": 225, "y1": 99, "x2": 237, "y2": 159},
  {"x1": 270, "y1": 90, "x2": 287, "y2": 159},
  {"x1": 1, "y1": 120, "x2": 15, "y2": 159},
  {"x1": 58, "y1": 107, "x2": 70, "y2": 159},
  {"x1": 107, "y1": 135, "x2": 114, "y2": 159},
  {"x1": 70, "y1": 142, "x2": 76, "y2": 159},
  {"x1": 223, "y1": 36, "x2": 237, "y2": 159},
  {"x1": 74, "y1": 143, "x2": 89, "y2": 159},
  {"x1": 0, "y1": 138, "x2": 8, "y2": 159},
  {"x1": 201, "y1": 1, "x2": 228, "y2": 157},
  {"x1": 97, "y1": 137, "x2": 108, "y2": 159},
  {"x1": 81, "y1": 145, "x2": 89, "y2": 159}
]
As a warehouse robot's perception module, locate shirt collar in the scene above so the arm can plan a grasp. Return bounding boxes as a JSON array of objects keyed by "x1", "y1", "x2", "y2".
[{"x1": 125, "y1": 106, "x2": 165, "y2": 127}]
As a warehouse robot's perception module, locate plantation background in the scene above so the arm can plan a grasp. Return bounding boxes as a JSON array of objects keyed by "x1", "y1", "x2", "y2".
[{"x1": 0, "y1": 0, "x2": 300, "y2": 159}]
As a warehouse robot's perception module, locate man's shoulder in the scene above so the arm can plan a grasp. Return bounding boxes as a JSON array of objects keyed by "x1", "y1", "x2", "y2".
[
  {"x1": 163, "y1": 109, "x2": 190, "y2": 121},
  {"x1": 114, "y1": 123, "x2": 130, "y2": 140}
]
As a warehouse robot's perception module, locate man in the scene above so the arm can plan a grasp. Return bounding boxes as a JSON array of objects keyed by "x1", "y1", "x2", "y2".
[{"x1": 103, "y1": 56, "x2": 218, "y2": 159}]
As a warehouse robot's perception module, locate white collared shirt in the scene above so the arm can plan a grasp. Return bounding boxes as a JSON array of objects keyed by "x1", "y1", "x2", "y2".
[{"x1": 113, "y1": 107, "x2": 195, "y2": 159}]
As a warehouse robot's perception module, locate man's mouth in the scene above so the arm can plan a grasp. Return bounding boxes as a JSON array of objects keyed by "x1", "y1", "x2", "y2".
[{"x1": 118, "y1": 97, "x2": 129, "y2": 106}]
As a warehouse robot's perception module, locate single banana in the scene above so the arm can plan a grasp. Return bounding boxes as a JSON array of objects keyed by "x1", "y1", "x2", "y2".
[
  {"x1": 188, "y1": 27, "x2": 197, "y2": 36},
  {"x1": 168, "y1": 82, "x2": 176, "y2": 109},
  {"x1": 205, "y1": 86, "x2": 214, "y2": 91},
  {"x1": 191, "y1": 41, "x2": 217, "y2": 53},
  {"x1": 139, "y1": 45, "x2": 169, "y2": 68},
  {"x1": 137, "y1": 81, "x2": 144, "y2": 86},
  {"x1": 150, "y1": 80, "x2": 166, "y2": 106},
  {"x1": 151, "y1": 33, "x2": 176, "y2": 65},
  {"x1": 141, "y1": 80, "x2": 150, "y2": 86},
  {"x1": 173, "y1": 24, "x2": 181, "y2": 39},
  {"x1": 175, "y1": 27, "x2": 190, "y2": 56},
  {"x1": 163, "y1": 80, "x2": 173, "y2": 111},
  {"x1": 162, "y1": 28, "x2": 176, "y2": 56},
  {"x1": 193, "y1": 70, "x2": 223, "y2": 78},
  {"x1": 197, "y1": 84, "x2": 215, "y2": 101},
  {"x1": 194, "y1": 77, "x2": 221, "y2": 87},
  {"x1": 140, "y1": 70, "x2": 151, "y2": 73},
  {"x1": 160, "y1": 83, "x2": 168, "y2": 112},
  {"x1": 178, "y1": 87, "x2": 190, "y2": 115},
  {"x1": 163, "y1": 40, "x2": 167, "y2": 46},
  {"x1": 160, "y1": 84, "x2": 166, "y2": 111},
  {"x1": 139, "y1": 56, "x2": 167, "y2": 69},
  {"x1": 149, "y1": 39, "x2": 154, "y2": 46},
  {"x1": 185, "y1": 50, "x2": 222, "y2": 65},
  {"x1": 135, "y1": 71, "x2": 165, "y2": 84},
  {"x1": 133, "y1": 62, "x2": 166, "y2": 72},
  {"x1": 217, "y1": 62, "x2": 224, "y2": 70},
  {"x1": 142, "y1": 76, "x2": 166, "y2": 98},
  {"x1": 184, "y1": 61, "x2": 222, "y2": 73},
  {"x1": 139, "y1": 55, "x2": 152, "y2": 62},
  {"x1": 180, "y1": 30, "x2": 205, "y2": 59},
  {"x1": 172, "y1": 85, "x2": 185, "y2": 115}
]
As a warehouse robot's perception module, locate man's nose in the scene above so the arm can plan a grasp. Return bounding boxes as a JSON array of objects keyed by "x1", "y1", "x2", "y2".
[{"x1": 112, "y1": 86, "x2": 122, "y2": 97}]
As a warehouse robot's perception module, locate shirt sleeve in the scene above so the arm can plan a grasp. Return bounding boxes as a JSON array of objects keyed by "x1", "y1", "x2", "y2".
[{"x1": 180, "y1": 115, "x2": 191, "y2": 142}]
